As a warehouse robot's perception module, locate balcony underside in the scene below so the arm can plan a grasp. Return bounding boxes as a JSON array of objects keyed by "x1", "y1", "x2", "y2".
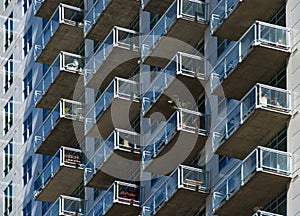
[
  {"x1": 144, "y1": 19, "x2": 207, "y2": 68},
  {"x1": 36, "y1": 71, "x2": 83, "y2": 110},
  {"x1": 144, "y1": 75, "x2": 205, "y2": 121},
  {"x1": 87, "y1": 98, "x2": 141, "y2": 139},
  {"x1": 155, "y1": 189, "x2": 208, "y2": 216},
  {"x1": 216, "y1": 108, "x2": 290, "y2": 160},
  {"x1": 86, "y1": 48, "x2": 139, "y2": 90},
  {"x1": 144, "y1": 131, "x2": 207, "y2": 175},
  {"x1": 86, "y1": 150, "x2": 140, "y2": 189},
  {"x1": 105, "y1": 203, "x2": 140, "y2": 216},
  {"x1": 36, "y1": 24, "x2": 83, "y2": 65},
  {"x1": 35, "y1": 0, "x2": 80, "y2": 19},
  {"x1": 212, "y1": 46, "x2": 290, "y2": 100},
  {"x1": 35, "y1": 119, "x2": 83, "y2": 156},
  {"x1": 35, "y1": 166, "x2": 84, "y2": 202},
  {"x1": 143, "y1": 0, "x2": 174, "y2": 15},
  {"x1": 212, "y1": 0, "x2": 285, "y2": 40},
  {"x1": 85, "y1": 0, "x2": 140, "y2": 41},
  {"x1": 214, "y1": 171, "x2": 290, "y2": 216}
]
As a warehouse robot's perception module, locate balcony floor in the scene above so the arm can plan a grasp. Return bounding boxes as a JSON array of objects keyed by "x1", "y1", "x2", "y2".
[
  {"x1": 144, "y1": 130, "x2": 207, "y2": 175},
  {"x1": 214, "y1": 171, "x2": 290, "y2": 216},
  {"x1": 105, "y1": 203, "x2": 140, "y2": 216},
  {"x1": 144, "y1": 19, "x2": 207, "y2": 68},
  {"x1": 212, "y1": 0, "x2": 285, "y2": 40},
  {"x1": 216, "y1": 108, "x2": 290, "y2": 160},
  {"x1": 85, "y1": 0, "x2": 140, "y2": 41},
  {"x1": 36, "y1": 71, "x2": 83, "y2": 110},
  {"x1": 212, "y1": 45, "x2": 290, "y2": 100},
  {"x1": 86, "y1": 47, "x2": 139, "y2": 90},
  {"x1": 35, "y1": 166, "x2": 84, "y2": 202},
  {"x1": 36, "y1": 24, "x2": 83, "y2": 65},
  {"x1": 143, "y1": 0, "x2": 174, "y2": 15}
]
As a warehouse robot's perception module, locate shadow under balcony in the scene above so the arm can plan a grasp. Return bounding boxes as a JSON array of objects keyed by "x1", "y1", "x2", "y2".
[
  {"x1": 34, "y1": 147, "x2": 84, "y2": 202},
  {"x1": 212, "y1": 147, "x2": 291, "y2": 216},
  {"x1": 212, "y1": 83, "x2": 291, "y2": 160},
  {"x1": 34, "y1": 4, "x2": 84, "y2": 65},
  {"x1": 85, "y1": 27, "x2": 139, "y2": 90},
  {"x1": 210, "y1": 21, "x2": 291, "y2": 100},
  {"x1": 142, "y1": 0, "x2": 174, "y2": 15},
  {"x1": 35, "y1": 99, "x2": 84, "y2": 156}
]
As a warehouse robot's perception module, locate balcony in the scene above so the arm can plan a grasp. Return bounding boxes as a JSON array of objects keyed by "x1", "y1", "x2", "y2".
[
  {"x1": 35, "y1": 52, "x2": 84, "y2": 110},
  {"x1": 34, "y1": 147, "x2": 84, "y2": 202},
  {"x1": 34, "y1": 0, "x2": 81, "y2": 19},
  {"x1": 212, "y1": 84, "x2": 291, "y2": 160},
  {"x1": 143, "y1": 109, "x2": 208, "y2": 175},
  {"x1": 253, "y1": 211, "x2": 283, "y2": 216},
  {"x1": 142, "y1": 0, "x2": 174, "y2": 15},
  {"x1": 87, "y1": 181, "x2": 140, "y2": 216},
  {"x1": 85, "y1": 129, "x2": 140, "y2": 189},
  {"x1": 84, "y1": 0, "x2": 140, "y2": 41},
  {"x1": 85, "y1": 77, "x2": 140, "y2": 139},
  {"x1": 142, "y1": 52, "x2": 206, "y2": 120},
  {"x1": 212, "y1": 147, "x2": 291, "y2": 216},
  {"x1": 210, "y1": 0, "x2": 286, "y2": 40},
  {"x1": 210, "y1": 21, "x2": 291, "y2": 100},
  {"x1": 34, "y1": 4, "x2": 84, "y2": 65},
  {"x1": 44, "y1": 195, "x2": 84, "y2": 216},
  {"x1": 85, "y1": 27, "x2": 139, "y2": 90},
  {"x1": 35, "y1": 99, "x2": 84, "y2": 156},
  {"x1": 142, "y1": 0, "x2": 208, "y2": 67},
  {"x1": 142, "y1": 165, "x2": 209, "y2": 216}
]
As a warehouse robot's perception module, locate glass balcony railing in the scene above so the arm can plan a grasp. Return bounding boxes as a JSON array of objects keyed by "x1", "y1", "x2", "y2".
[
  {"x1": 87, "y1": 181, "x2": 140, "y2": 216},
  {"x1": 142, "y1": 165, "x2": 208, "y2": 216},
  {"x1": 85, "y1": 77, "x2": 140, "y2": 134},
  {"x1": 34, "y1": 51, "x2": 84, "y2": 106},
  {"x1": 142, "y1": 52, "x2": 206, "y2": 115},
  {"x1": 44, "y1": 195, "x2": 84, "y2": 216},
  {"x1": 85, "y1": 26, "x2": 139, "y2": 85},
  {"x1": 85, "y1": 129, "x2": 140, "y2": 183},
  {"x1": 210, "y1": 21, "x2": 291, "y2": 92},
  {"x1": 34, "y1": 99, "x2": 84, "y2": 150},
  {"x1": 142, "y1": 108, "x2": 207, "y2": 166},
  {"x1": 34, "y1": 147, "x2": 83, "y2": 196},
  {"x1": 34, "y1": 0, "x2": 44, "y2": 15},
  {"x1": 212, "y1": 146, "x2": 292, "y2": 212},
  {"x1": 212, "y1": 83, "x2": 291, "y2": 152},
  {"x1": 141, "y1": 0, "x2": 208, "y2": 62},
  {"x1": 253, "y1": 211, "x2": 283, "y2": 216},
  {"x1": 34, "y1": 4, "x2": 83, "y2": 60}
]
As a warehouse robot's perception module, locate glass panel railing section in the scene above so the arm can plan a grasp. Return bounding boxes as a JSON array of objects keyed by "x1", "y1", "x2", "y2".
[
  {"x1": 35, "y1": 52, "x2": 84, "y2": 105},
  {"x1": 178, "y1": 108, "x2": 207, "y2": 134},
  {"x1": 210, "y1": 21, "x2": 291, "y2": 93},
  {"x1": 179, "y1": 165, "x2": 208, "y2": 191},
  {"x1": 35, "y1": 4, "x2": 83, "y2": 60},
  {"x1": 45, "y1": 195, "x2": 84, "y2": 216},
  {"x1": 253, "y1": 210, "x2": 283, "y2": 216}
]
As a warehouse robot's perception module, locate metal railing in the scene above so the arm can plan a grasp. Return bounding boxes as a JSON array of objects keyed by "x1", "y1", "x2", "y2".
[
  {"x1": 34, "y1": 99, "x2": 84, "y2": 150},
  {"x1": 142, "y1": 165, "x2": 208, "y2": 216},
  {"x1": 44, "y1": 195, "x2": 84, "y2": 216},
  {"x1": 253, "y1": 210, "x2": 283, "y2": 216},
  {"x1": 34, "y1": 52, "x2": 84, "y2": 105},
  {"x1": 210, "y1": 21, "x2": 291, "y2": 92},
  {"x1": 142, "y1": 52, "x2": 206, "y2": 115},
  {"x1": 87, "y1": 181, "x2": 140, "y2": 216},
  {"x1": 34, "y1": 147, "x2": 83, "y2": 197},
  {"x1": 212, "y1": 146, "x2": 292, "y2": 212},
  {"x1": 34, "y1": 4, "x2": 83, "y2": 60},
  {"x1": 84, "y1": 129, "x2": 140, "y2": 184},
  {"x1": 85, "y1": 77, "x2": 140, "y2": 134},
  {"x1": 141, "y1": 0, "x2": 208, "y2": 62},
  {"x1": 85, "y1": 26, "x2": 139, "y2": 85},
  {"x1": 212, "y1": 83, "x2": 291, "y2": 152}
]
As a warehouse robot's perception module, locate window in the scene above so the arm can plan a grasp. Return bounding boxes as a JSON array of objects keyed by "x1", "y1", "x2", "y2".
[
  {"x1": 4, "y1": 0, "x2": 12, "y2": 10},
  {"x1": 219, "y1": 155, "x2": 232, "y2": 171},
  {"x1": 4, "y1": 55, "x2": 13, "y2": 92},
  {"x1": 22, "y1": 201, "x2": 31, "y2": 216},
  {"x1": 23, "y1": 26, "x2": 32, "y2": 57},
  {"x1": 23, "y1": 70, "x2": 32, "y2": 99},
  {"x1": 264, "y1": 191, "x2": 287, "y2": 215},
  {"x1": 4, "y1": 13, "x2": 13, "y2": 51},
  {"x1": 217, "y1": 37, "x2": 231, "y2": 57},
  {"x1": 4, "y1": 140, "x2": 13, "y2": 176},
  {"x1": 23, "y1": 0, "x2": 32, "y2": 14},
  {"x1": 42, "y1": 202, "x2": 51, "y2": 215},
  {"x1": 42, "y1": 109, "x2": 50, "y2": 122},
  {"x1": 23, "y1": 113, "x2": 32, "y2": 143},
  {"x1": 4, "y1": 97, "x2": 13, "y2": 135},
  {"x1": 42, "y1": 155, "x2": 51, "y2": 169},
  {"x1": 23, "y1": 157, "x2": 32, "y2": 186},
  {"x1": 3, "y1": 182, "x2": 12, "y2": 216}
]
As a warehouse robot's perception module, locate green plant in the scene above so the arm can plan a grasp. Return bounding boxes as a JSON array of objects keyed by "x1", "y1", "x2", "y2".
[
  {"x1": 169, "y1": 95, "x2": 191, "y2": 110},
  {"x1": 64, "y1": 107, "x2": 71, "y2": 114}
]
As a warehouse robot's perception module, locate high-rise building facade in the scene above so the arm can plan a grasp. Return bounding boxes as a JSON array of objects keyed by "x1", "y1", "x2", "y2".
[{"x1": 0, "y1": 0, "x2": 298, "y2": 215}]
